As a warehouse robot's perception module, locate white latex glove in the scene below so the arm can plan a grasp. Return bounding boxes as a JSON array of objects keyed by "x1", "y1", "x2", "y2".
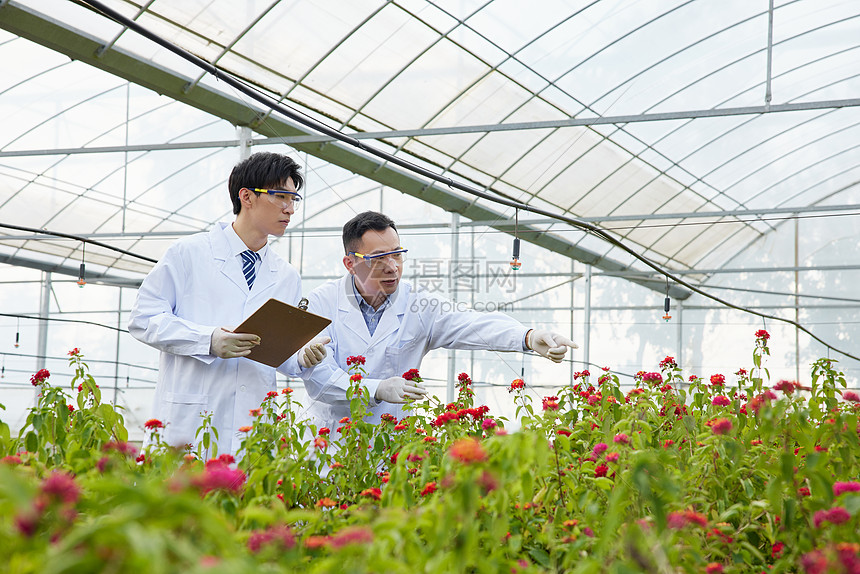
[
  {"x1": 375, "y1": 376, "x2": 428, "y2": 404},
  {"x1": 210, "y1": 327, "x2": 261, "y2": 359},
  {"x1": 527, "y1": 329, "x2": 578, "y2": 363},
  {"x1": 297, "y1": 336, "x2": 331, "y2": 368}
]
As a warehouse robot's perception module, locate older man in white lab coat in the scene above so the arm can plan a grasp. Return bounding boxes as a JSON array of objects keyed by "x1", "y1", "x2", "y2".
[
  {"x1": 300, "y1": 211, "x2": 576, "y2": 436},
  {"x1": 129, "y1": 152, "x2": 328, "y2": 456}
]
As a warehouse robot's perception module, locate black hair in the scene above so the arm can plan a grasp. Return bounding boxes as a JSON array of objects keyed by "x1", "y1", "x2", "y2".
[
  {"x1": 228, "y1": 152, "x2": 304, "y2": 214},
  {"x1": 342, "y1": 211, "x2": 398, "y2": 254}
]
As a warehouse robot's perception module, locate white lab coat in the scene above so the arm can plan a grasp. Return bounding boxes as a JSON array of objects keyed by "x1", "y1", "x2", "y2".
[
  {"x1": 128, "y1": 222, "x2": 302, "y2": 456},
  {"x1": 300, "y1": 275, "x2": 528, "y2": 434}
]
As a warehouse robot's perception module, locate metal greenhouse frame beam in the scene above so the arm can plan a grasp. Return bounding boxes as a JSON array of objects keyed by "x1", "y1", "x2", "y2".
[{"x1": 0, "y1": 1, "x2": 692, "y2": 299}]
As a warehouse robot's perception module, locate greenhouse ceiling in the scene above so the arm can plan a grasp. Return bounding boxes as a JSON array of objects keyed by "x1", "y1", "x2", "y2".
[{"x1": 0, "y1": 0, "x2": 858, "y2": 296}]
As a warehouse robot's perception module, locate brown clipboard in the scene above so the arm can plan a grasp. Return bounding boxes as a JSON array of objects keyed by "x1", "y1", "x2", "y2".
[{"x1": 233, "y1": 298, "x2": 331, "y2": 368}]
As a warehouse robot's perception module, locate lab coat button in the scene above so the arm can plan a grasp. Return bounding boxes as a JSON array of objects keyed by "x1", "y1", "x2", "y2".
[{"x1": 240, "y1": 385, "x2": 246, "y2": 392}]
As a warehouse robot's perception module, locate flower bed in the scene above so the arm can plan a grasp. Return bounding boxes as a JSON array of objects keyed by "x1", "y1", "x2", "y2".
[{"x1": 1, "y1": 335, "x2": 859, "y2": 573}]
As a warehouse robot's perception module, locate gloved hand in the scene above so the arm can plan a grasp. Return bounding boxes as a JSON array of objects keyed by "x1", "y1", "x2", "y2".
[
  {"x1": 375, "y1": 376, "x2": 428, "y2": 404},
  {"x1": 210, "y1": 327, "x2": 261, "y2": 359},
  {"x1": 527, "y1": 329, "x2": 578, "y2": 363},
  {"x1": 298, "y1": 337, "x2": 331, "y2": 368}
]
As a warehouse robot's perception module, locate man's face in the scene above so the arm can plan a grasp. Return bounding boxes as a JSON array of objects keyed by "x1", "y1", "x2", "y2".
[
  {"x1": 247, "y1": 177, "x2": 298, "y2": 237},
  {"x1": 344, "y1": 226, "x2": 404, "y2": 306}
]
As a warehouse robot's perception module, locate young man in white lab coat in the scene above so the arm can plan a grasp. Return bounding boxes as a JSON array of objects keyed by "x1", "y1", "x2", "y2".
[
  {"x1": 300, "y1": 211, "x2": 576, "y2": 436},
  {"x1": 129, "y1": 152, "x2": 328, "y2": 456}
]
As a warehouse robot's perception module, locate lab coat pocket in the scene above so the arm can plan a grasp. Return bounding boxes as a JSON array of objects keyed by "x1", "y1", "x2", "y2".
[{"x1": 161, "y1": 391, "x2": 208, "y2": 448}]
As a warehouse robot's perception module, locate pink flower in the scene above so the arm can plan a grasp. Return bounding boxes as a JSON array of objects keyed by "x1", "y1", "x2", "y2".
[
  {"x1": 593, "y1": 442, "x2": 608, "y2": 455},
  {"x1": 705, "y1": 564, "x2": 724, "y2": 574},
  {"x1": 712, "y1": 396, "x2": 731, "y2": 407},
  {"x1": 613, "y1": 433, "x2": 630, "y2": 445},
  {"x1": 481, "y1": 418, "x2": 497, "y2": 431},
  {"x1": 329, "y1": 526, "x2": 373, "y2": 549},
  {"x1": 814, "y1": 507, "x2": 851, "y2": 528},
  {"x1": 834, "y1": 481, "x2": 860, "y2": 497},
  {"x1": 710, "y1": 418, "x2": 733, "y2": 435},
  {"x1": 41, "y1": 471, "x2": 80, "y2": 504},
  {"x1": 842, "y1": 391, "x2": 860, "y2": 403},
  {"x1": 194, "y1": 466, "x2": 246, "y2": 495},
  {"x1": 800, "y1": 550, "x2": 828, "y2": 574},
  {"x1": 247, "y1": 525, "x2": 296, "y2": 553}
]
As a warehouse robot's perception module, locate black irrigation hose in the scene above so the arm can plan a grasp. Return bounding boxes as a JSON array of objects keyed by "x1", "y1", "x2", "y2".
[
  {"x1": 36, "y1": 1, "x2": 860, "y2": 364},
  {"x1": 0, "y1": 222, "x2": 157, "y2": 264}
]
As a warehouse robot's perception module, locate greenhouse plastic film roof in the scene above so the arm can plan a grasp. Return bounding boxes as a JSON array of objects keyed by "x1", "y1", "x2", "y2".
[{"x1": 0, "y1": 0, "x2": 858, "y2": 284}]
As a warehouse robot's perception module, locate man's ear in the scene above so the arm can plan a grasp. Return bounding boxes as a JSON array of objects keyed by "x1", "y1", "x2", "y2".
[
  {"x1": 239, "y1": 187, "x2": 254, "y2": 210},
  {"x1": 343, "y1": 254, "x2": 354, "y2": 275}
]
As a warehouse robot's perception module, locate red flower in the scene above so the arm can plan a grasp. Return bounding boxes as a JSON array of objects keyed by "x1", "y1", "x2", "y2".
[
  {"x1": 282, "y1": 387, "x2": 294, "y2": 395},
  {"x1": 41, "y1": 471, "x2": 80, "y2": 504},
  {"x1": 842, "y1": 391, "x2": 860, "y2": 402},
  {"x1": 346, "y1": 355, "x2": 366, "y2": 366},
  {"x1": 772, "y1": 541, "x2": 785, "y2": 559},
  {"x1": 834, "y1": 481, "x2": 860, "y2": 496},
  {"x1": 773, "y1": 380, "x2": 800, "y2": 395},
  {"x1": 349, "y1": 373, "x2": 362, "y2": 383},
  {"x1": 798, "y1": 486, "x2": 811, "y2": 496},
  {"x1": 318, "y1": 427, "x2": 330, "y2": 436},
  {"x1": 755, "y1": 329, "x2": 770, "y2": 340},
  {"x1": 542, "y1": 396, "x2": 560, "y2": 411},
  {"x1": 667, "y1": 510, "x2": 708, "y2": 529},
  {"x1": 709, "y1": 374, "x2": 725, "y2": 387},
  {"x1": 314, "y1": 437, "x2": 328, "y2": 450},
  {"x1": 556, "y1": 428, "x2": 572, "y2": 437},
  {"x1": 238, "y1": 425, "x2": 253, "y2": 433},
  {"x1": 643, "y1": 372, "x2": 663, "y2": 384},
  {"x1": 710, "y1": 418, "x2": 733, "y2": 435},
  {"x1": 605, "y1": 452, "x2": 619, "y2": 463},
  {"x1": 315, "y1": 497, "x2": 337, "y2": 508},
  {"x1": 144, "y1": 419, "x2": 164, "y2": 430},
  {"x1": 663, "y1": 440, "x2": 674, "y2": 449},
  {"x1": 448, "y1": 438, "x2": 487, "y2": 464},
  {"x1": 265, "y1": 390, "x2": 278, "y2": 400},
  {"x1": 30, "y1": 368, "x2": 50, "y2": 386},
  {"x1": 594, "y1": 464, "x2": 608, "y2": 478},
  {"x1": 247, "y1": 525, "x2": 296, "y2": 553},
  {"x1": 2, "y1": 455, "x2": 23, "y2": 465},
  {"x1": 402, "y1": 368, "x2": 421, "y2": 381},
  {"x1": 705, "y1": 564, "x2": 723, "y2": 574},
  {"x1": 68, "y1": 348, "x2": 81, "y2": 356},
  {"x1": 421, "y1": 482, "x2": 437, "y2": 496},
  {"x1": 457, "y1": 372, "x2": 472, "y2": 385},
  {"x1": 659, "y1": 356, "x2": 677, "y2": 369},
  {"x1": 67, "y1": 404, "x2": 75, "y2": 413},
  {"x1": 712, "y1": 395, "x2": 730, "y2": 407},
  {"x1": 304, "y1": 535, "x2": 331, "y2": 549},
  {"x1": 509, "y1": 378, "x2": 525, "y2": 391},
  {"x1": 360, "y1": 487, "x2": 382, "y2": 500}
]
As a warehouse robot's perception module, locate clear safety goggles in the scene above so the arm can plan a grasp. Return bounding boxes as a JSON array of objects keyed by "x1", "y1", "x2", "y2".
[
  {"x1": 349, "y1": 249, "x2": 408, "y2": 269},
  {"x1": 252, "y1": 188, "x2": 302, "y2": 209}
]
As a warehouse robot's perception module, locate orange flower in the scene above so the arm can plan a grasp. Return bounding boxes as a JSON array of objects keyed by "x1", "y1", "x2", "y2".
[
  {"x1": 448, "y1": 438, "x2": 487, "y2": 464},
  {"x1": 315, "y1": 497, "x2": 337, "y2": 508}
]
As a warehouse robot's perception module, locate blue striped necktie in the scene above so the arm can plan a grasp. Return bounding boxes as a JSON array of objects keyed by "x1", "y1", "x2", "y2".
[{"x1": 240, "y1": 249, "x2": 260, "y2": 289}]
